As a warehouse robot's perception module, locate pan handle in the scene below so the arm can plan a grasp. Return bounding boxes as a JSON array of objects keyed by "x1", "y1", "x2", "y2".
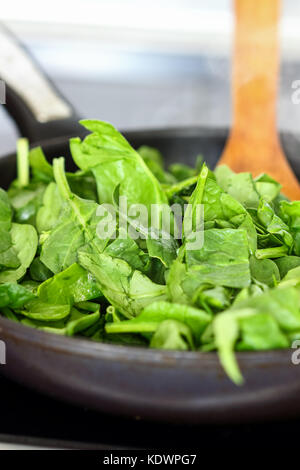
[{"x1": 0, "y1": 24, "x2": 84, "y2": 144}]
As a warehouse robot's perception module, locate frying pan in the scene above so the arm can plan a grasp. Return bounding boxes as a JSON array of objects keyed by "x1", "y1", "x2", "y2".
[{"x1": 0, "y1": 25, "x2": 300, "y2": 425}]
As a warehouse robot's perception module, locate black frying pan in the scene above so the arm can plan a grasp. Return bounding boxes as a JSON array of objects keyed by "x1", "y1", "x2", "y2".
[{"x1": 1, "y1": 26, "x2": 300, "y2": 425}]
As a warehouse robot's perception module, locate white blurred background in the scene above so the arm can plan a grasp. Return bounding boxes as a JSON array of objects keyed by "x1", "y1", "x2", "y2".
[{"x1": 0, "y1": 0, "x2": 300, "y2": 155}]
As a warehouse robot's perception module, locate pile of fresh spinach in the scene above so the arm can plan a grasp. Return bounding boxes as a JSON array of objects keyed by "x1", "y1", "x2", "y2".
[{"x1": 1, "y1": 120, "x2": 300, "y2": 384}]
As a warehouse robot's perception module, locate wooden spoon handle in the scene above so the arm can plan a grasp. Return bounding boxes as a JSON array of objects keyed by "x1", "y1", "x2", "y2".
[
  {"x1": 232, "y1": 0, "x2": 280, "y2": 145},
  {"x1": 218, "y1": 0, "x2": 300, "y2": 200}
]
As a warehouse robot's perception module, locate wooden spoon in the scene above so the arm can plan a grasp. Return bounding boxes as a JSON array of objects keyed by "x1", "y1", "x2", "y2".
[{"x1": 217, "y1": 0, "x2": 300, "y2": 200}]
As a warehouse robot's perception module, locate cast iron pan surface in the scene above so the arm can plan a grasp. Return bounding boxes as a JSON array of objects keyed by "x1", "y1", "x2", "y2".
[{"x1": 1, "y1": 25, "x2": 300, "y2": 424}]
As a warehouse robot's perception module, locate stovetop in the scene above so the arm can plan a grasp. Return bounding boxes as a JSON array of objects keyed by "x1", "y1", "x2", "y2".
[{"x1": 1, "y1": 373, "x2": 300, "y2": 449}]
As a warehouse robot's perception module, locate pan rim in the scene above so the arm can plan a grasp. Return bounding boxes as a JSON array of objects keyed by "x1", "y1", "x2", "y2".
[
  {"x1": 2, "y1": 125, "x2": 230, "y2": 159},
  {"x1": 0, "y1": 315, "x2": 292, "y2": 367}
]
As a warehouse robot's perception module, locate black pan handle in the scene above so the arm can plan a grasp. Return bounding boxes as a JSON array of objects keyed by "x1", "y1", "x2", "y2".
[{"x1": 0, "y1": 24, "x2": 84, "y2": 144}]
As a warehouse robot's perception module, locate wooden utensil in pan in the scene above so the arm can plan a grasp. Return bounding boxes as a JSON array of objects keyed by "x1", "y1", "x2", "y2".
[{"x1": 218, "y1": 0, "x2": 300, "y2": 200}]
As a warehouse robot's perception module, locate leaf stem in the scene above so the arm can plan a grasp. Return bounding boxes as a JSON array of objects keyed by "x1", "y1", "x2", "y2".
[
  {"x1": 255, "y1": 246, "x2": 288, "y2": 260},
  {"x1": 17, "y1": 138, "x2": 29, "y2": 187},
  {"x1": 165, "y1": 175, "x2": 198, "y2": 198},
  {"x1": 105, "y1": 321, "x2": 158, "y2": 334},
  {"x1": 194, "y1": 163, "x2": 209, "y2": 206},
  {"x1": 53, "y1": 157, "x2": 95, "y2": 245},
  {"x1": 183, "y1": 163, "x2": 208, "y2": 237},
  {"x1": 53, "y1": 157, "x2": 72, "y2": 200}
]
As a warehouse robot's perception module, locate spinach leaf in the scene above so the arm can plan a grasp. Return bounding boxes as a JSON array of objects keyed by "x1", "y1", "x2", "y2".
[
  {"x1": 112, "y1": 191, "x2": 178, "y2": 269},
  {"x1": 213, "y1": 308, "x2": 252, "y2": 385},
  {"x1": 185, "y1": 228, "x2": 251, "y2": 289},
  {"x1": 275, "y1": 256, "x2": 300, "y2": 278},
  {"x1": 249, "y1": 255, "x2": 280, "y2": 287},
  {"x1": 0, "y1": 188, "x2": 14, "y2": 232},
  {"x1": 104, "y1": 232, "x2": 149, "y2": 273},
  {"x1": 194, "y1": 286, "x2": 231, "y2": 312},
  {"x1": 0, "y1": 189, "x2": 21, "y2": 270},
  {"x1": 213, "y1": 306, "x2": 289, "y2": 384},
  {"x1": 64, "y1": 307, "x2": 100, "y2": 336},
  {"x1": 79, "y1": 251, "x2": 167, "y2": 318},
  {"x1": 0, "y1": 283, "x2": 35, "y2": 309},
  {"x1": 280, "y1": 200, "x2": 300, "y2": 256},
  {"x1": 68, "y1": 172, "x2": 98, "y2": 202},
  {"x1": 167, "y1": 258, "x2": 190, "y2": 305},
  {"x1": 1, "y1": 307, "x2": 19, "y2": 322},
  {"x1": 70, "y1": 120, "x2": 168, "y2": 229},
  {"x1": 0, "y1": 232, "x2": 20, "y2": 270},
  {"x1": 21, "y1": 280, "x2": 40, "y2": 294},
  {"x1": 187, "y1": 165, "x2": 257, "y2": 253},
  {"x1": 254, "y1": 173, "x2": 281, "y2": 203},
  {"x1": 237, "y1": 313, "x2": 289, "y2": 351},
  {"x1": 280, "y1": 200, "x2": 300, "y2": 230},
  {"x1": 8, "y1": 182, "x2": 46, "y2": 226},
  {"x1": 18, "y1": 299, "x2": 71, "y2": 321},
  {"x1": 29, "y1": 258, "x2": 53, "y2": 282},
  {"x1": 168, "y1": 162, "x2": 197, "y2": 181},
  {"x1": 183, "y1": 163, "x2": 208, "y2": 242},
  {"x1": 0, "y1": 223, "x2": 38, "y2": 283},
  {"x1": 138, "y1": 146, "x2": 175, "y2": 184},
  {"x1": 279, "y1": 266, "x2": 300, "y2": 289},
  {"x1": 29, "y1": 146, "x2": 53, "y2": 183},
  {"x1": 257, "y1": 199, "x2": 293, "y2": 250},
  {"x1": 7, "y1": 141, "x2": 48, "y2": 227},
  {"x1": 36, "y1": 182, "x2": 63, "y2": 234},
  {"x1": 40, "y1": 158, "x2": 107, "y2": 273},
  {"x1": 30, "y1": 146, "x2": 98, "y2": 201},
  {"x1": 232, "y1": 286, "x2": 300, "y2": 332},
  {"x1": 106, "y1": 300, "x2": 211, "y2": 342},
  {"x1": 22, "y1": 306, "x2": 100, "y2": 337},
  {"x1": 38, "y1": 263, "x2": 102, "y2": 305},
  {"x1": 215, "y1": 165, "x2": 260, "y2": 209},
  {"x1": 150, "y1": 319, "x2": 194, "y2": 350}
]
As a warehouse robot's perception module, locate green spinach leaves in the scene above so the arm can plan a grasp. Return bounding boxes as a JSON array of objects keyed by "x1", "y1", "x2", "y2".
[{"x1": 2, "y1": 120, "x2": 300, "y2": 384}]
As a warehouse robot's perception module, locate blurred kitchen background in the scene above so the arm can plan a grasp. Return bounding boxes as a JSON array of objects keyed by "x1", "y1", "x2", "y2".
[{"x1": 0, "y1": 0, "x2": 300, "y2": 156}]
